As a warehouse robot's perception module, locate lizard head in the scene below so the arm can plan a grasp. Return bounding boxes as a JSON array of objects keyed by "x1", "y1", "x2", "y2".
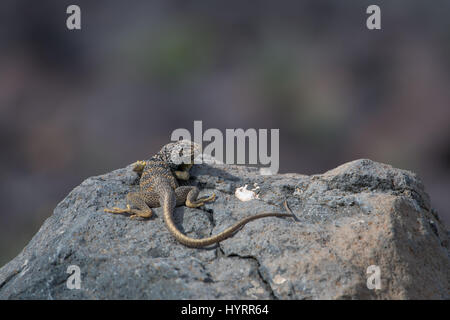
[{"x1": 156, "y1": 140, "x2": 201, "y2": 171}]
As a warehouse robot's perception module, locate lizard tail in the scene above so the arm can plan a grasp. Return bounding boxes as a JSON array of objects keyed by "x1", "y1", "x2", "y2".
[{"x1": 162, "y1": 191, "x2": 295, "y2": 248}]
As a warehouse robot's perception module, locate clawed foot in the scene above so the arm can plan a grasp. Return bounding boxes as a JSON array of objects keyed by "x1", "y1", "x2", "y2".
[
  {"x1": 104, "y1": 205, "x2": 132, "y2": 214},
  {"x1": 130, "y1": 209, "x2": 153, "y2": 219},
  {"x1": 186, "y1": 193, "x2": 216, "y2": 208},
  {"x1": 132, "y1": 160, "x2": 147, "y2": 173},
  {"x1": 104, "y1": 205, "x2": 153, "y2": 219},
  {"x1": 200, "y1": 192, "x2": 216, "y2": 203},
  {"x1": 174, "y1": 170, "x2": 190, "y2": 181}
]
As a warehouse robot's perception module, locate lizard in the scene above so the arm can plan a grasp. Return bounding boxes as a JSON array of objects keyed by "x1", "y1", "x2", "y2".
[{"x1": 104, "y1": 140, "x2": 295, "y2": 248}]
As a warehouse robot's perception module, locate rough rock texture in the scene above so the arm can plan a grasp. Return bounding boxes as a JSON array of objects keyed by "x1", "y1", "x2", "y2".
[{"x1": 0, "y1": 159, "x2": 448, "y2": 299}]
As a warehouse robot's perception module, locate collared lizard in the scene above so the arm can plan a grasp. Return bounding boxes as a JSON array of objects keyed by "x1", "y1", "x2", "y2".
[{"x1": 104, "y1": 140, "x2": 294, "y2": 247}]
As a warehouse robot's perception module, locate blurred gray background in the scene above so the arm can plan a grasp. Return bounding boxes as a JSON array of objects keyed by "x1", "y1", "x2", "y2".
[{"x1": 1, "y1": 0, "x2": 449, "y2": 267}]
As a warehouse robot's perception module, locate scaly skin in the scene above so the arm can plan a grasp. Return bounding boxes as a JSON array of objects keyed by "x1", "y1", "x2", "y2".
[{"x1": 104, "y1": 140, "x2": 294, "y2": 248}]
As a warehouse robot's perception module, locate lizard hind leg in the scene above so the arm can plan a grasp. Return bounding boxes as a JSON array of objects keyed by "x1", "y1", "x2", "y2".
[
  {"x1": 104, "y1": 192, "x2": 153, "y2": 219},
  {"x1": 176, "y1": 186, "x2": 216, "y2": 208}
]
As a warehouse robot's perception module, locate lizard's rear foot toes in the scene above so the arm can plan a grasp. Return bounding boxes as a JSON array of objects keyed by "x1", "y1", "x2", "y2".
[
  {"x1": 203, "y1": 193, "x2": 216, "y2": 203},
  {"x1": 104, "y1": 207, "x2": 122, "y2": 213},
  {"x1": 104, "y1": 205, "x2": 132, "y2": 214},
  {"x1": 130, "y1": 215, "x2": 151, "y2": 220},
  {"x1": 185, "y1": 193, "x2": 215, "y2": 208}
]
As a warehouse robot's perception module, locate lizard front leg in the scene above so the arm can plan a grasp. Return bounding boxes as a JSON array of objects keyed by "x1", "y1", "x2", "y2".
[
  {"x1": 174, "y1": 170, "x2": 190, "y2": 181},
  {"x1": 173, "y1": 163, "x2": 193, "y2": 181}
]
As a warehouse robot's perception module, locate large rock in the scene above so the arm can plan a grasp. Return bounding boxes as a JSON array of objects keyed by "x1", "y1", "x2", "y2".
[{"x1": 0, "y1": 159, "x2": 448, "y2": 299}]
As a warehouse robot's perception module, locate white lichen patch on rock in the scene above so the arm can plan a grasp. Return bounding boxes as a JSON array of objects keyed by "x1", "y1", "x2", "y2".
[{"x1": 273, "y1": 274, "x2": 287, "y2": 285}]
